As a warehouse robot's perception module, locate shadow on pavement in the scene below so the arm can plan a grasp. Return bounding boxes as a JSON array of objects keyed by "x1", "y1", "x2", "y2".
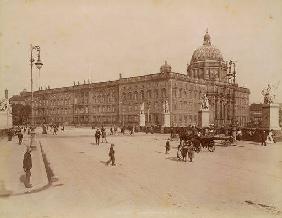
[
  {"x1": 13, "y1": 183, "x2": 51, "y2": 196},
  {"x1": 19, "y1": 174, "x2": 26, "y2": 184},
  {"x1": 166, "y1": 157, "x2": 181, "y2": 162},
  {"x1": 100, "y1": 161, "x2": 108, "y2": 165}
]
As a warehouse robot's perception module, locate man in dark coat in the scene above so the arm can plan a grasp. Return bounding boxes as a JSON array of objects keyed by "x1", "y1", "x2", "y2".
[
  {"x1": 165, "y1": 139, "x2": 170, "y2": 154},
  {"x1": 95, "y1": 129, "x2": 101, "y2": 145},
  {"x1": 261, "y1": 130, "x2": 267, "y2": 146},
  {"x1": 106, "y1": 144, "x2": 116, "y2": 166},
  {"x1": 23, "y1": 147, "x2": 32, "y2": 188},
  {"x1": 18, "y1": 131, "x2": 23, "y2": 145}
]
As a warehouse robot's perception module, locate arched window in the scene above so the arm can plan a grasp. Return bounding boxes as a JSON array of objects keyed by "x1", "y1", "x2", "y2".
[
  {"x1": 140, "y1": 90, "x2": 144, "y2": 100},
  {"x1": 122, "y1": 92, "x2": 126, "y2": 101},
  {"x1": 134, "y1": 91, "x2": 138, "y2": 100},
  {"x1": 161, "y1": 88, "x2": 167, "y2": 98},
  {"x1": 154, "y1": 89, "x2": 159, "y2": 98},
  {"x1": 128, "y1": 92, "x2": 132, "y2": 100},
  {"x1": 147, "y1": 90, "x2": 152, "y2": 98}
]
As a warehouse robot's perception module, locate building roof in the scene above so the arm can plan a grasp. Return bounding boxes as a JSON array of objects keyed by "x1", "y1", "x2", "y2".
[
  {"x1": 9, "y1": 95, "x2": 24, "y2": 102},
  {"x1": 190, "y1": 30, "x2": 224, "y2": 64}
]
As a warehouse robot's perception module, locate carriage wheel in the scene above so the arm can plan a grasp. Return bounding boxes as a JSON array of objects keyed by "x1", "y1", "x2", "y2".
[
  {"x1": 208, "y1": 142, "x2": 215, "y2": 152},
  {"x1": 208, "y1": 146, "x2": 215, "y2": 152}
]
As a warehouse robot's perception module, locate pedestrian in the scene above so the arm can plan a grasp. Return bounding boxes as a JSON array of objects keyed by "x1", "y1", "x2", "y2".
[
  {"x1": 261, "y1": 130, "x2": 266, "y2": 146},
  {"x1": 101, "y1": 129, "x2": 108, "y2": 143},
  {"x1": 114, "y1": 126, "x2": 117, "y2": 134},
  {"x1": 23, "y1": 147, "x2": 32, "y2": 188},
  {"x1": 165, "y1": 138, "x2": 170, "y2": 154},
  {"x1": 130, "y1": 126, "x2": 134, "y2": 136},
  {"x1": 8, "y1": 128, "x2": 13, "y2": 141},
  {"x1": 266, "y1": 129, "x2": 275, "y2": 143},
  {"x1": 181, "y1": 142, "x2": 189, "y2": 162},
  {"x1": 187, "y1": 143, "x2": 194, "y2": 162},
  {"x1": 18, "y1": 131, "x2": 23, "y2": 145},
  {"x1": 106, "y1": 144, "x2": 116, "y2": 166},
  {"x1": 110, "y1": 127, "x2": 113, "y2": 135},
  {"x1": 95, "y1": 129, "x2": 101, "y2": 145},
  {"x1": 177, "y1": 144, "x2": 182, "y2": 160}
]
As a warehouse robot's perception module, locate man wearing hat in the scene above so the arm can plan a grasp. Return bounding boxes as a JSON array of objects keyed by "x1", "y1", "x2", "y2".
[
  {"x1": 106, "y1": 144, "x2": 116, "y2": 166},
  {"x1": 23, "y1": 147, "x2": 32, "y2": 188}
]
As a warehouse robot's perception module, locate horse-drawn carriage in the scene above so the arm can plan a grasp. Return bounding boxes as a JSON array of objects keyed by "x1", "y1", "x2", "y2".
[{"x1": 178, "y1": 128, "x2": 216, "y2": 153}]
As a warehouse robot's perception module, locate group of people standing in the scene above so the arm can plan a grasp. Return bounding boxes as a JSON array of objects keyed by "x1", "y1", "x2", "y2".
[
  {"x1": 260, "y1": 129, "x2": 276, "y2": 146},
  {"x1": 165, "y1": 138, "x2": 194, "y2": 162},
  {"x1": 94, "y1": 127, "x2": 108, "y2": 145}
]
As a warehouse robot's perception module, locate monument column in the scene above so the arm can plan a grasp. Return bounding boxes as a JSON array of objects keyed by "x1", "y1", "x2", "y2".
[
  {"x1": 262, "y1": 104, "x2": 281, "y2": 130},
  {"x1": 198, "y1": 94, "x2": 210, "y2": 128},
  {"x1": 162, "y1": 100, "x2": 171, "y2": 127},
  {"x1": 139, "y1": 102, "x2": 145, "y2": 127},
  {"x1": 261, "y1": 84, "x2": 281, "y2": 130}
]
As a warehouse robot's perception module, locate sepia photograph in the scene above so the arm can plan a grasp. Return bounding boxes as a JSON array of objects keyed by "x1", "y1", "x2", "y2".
[{"x1": 0, "y1": 0, "x2": 282, "y2": 217}]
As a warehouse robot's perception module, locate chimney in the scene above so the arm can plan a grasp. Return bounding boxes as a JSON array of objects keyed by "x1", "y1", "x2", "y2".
[{"x1": 5, "y1": 89, "x2": 8, "y2": 99}]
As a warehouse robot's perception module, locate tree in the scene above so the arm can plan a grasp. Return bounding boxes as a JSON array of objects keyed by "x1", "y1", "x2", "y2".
[{"x1": 11, "y1": 104, "x2": 31, "y2": 125}]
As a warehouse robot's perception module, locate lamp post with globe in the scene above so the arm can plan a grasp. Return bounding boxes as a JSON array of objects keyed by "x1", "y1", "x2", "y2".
[{"x1": 30, "y1": 44, "x2": 43, "y2": 127}]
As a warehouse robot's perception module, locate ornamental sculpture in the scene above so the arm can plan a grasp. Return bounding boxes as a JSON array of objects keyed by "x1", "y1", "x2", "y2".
[
  {"x1": 0, "y1": 98, "x2": 8, "y2": 111},
  {"x1": 201, "y1": 94, "x2": 209, "y2": 110},
  {"x1": 261, "y1": 84, "x2": 276, "y2": 104}
]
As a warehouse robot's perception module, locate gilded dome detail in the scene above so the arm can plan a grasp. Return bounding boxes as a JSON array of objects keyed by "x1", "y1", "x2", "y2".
[{"x1": 190, "y1": 30, "x2": 224, "y2": 64}]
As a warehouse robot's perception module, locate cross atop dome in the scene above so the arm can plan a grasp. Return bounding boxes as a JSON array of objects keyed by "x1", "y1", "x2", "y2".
[{"x1": 203, "y1": 29, "x2": 211, "y2": 46}]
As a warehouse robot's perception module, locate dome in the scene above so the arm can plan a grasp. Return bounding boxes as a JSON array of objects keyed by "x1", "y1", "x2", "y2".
[
  {"x1": 190, "y1": 30, "x2": 224, "y2": 64},
  {"x1": 160, "y1": 61, "x2": 171, "y2": 73}
]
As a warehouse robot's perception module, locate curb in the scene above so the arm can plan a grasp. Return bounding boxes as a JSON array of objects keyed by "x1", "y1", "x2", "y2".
[
  {"x1": 10, "y1": 139, "x2": 50, "y2": 196},
  {"x1": 39, "y1": 140, "x2": 58, "y2": 184}
]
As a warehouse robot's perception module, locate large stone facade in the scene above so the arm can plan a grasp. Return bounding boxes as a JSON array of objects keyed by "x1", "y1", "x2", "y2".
[{"x1": 10, "y1": 31, "x2": 250, "y2": 127}]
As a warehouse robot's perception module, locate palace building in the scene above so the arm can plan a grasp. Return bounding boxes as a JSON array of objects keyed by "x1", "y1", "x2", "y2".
[{"x1": 10, "y1": 31, "x2": 250, "y2": 127}]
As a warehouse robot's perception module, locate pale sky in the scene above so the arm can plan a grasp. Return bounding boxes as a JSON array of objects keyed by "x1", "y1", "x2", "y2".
[{"x1": 1, "y1": 0, "x2": 282, "y2": 103}]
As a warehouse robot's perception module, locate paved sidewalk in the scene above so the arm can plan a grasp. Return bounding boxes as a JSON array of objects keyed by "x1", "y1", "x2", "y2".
[{"x1": 0, "y1": 133, "x2": 49, "y2": 196}]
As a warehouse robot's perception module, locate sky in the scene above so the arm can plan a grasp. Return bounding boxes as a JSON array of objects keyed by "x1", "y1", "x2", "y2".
[{"x1": 0, "y1": 0, "x2": 282, "y2": 103}]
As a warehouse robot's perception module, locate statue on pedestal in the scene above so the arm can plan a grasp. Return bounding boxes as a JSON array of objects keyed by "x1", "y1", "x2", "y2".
[
  {"x1": 0, "y1": 98, "x2": 8, "y2": 111},
  {"x1": 201, "y1": 94, "x2": 209, "y2": 110},
  {"x1": 261, "y1": 84, "x2": 276, "y2": 104}
]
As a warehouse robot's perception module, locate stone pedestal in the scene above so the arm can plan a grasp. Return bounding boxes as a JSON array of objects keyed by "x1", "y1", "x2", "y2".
[
  {"x1": 0, "y1": 110, "x2": 12, "y2": 129},
  {"x1": 198, "y1": 109, "x2": 210, "y2": 128},
  {"x1": 262, "y1": 104, "x2": 281, "y2": 130},
  {"x1": 139, "y1": 113, "x2": 145, "y2": 127},
  {"x1": 162, "y1": 113, "x2": 171, "y2": 127}
]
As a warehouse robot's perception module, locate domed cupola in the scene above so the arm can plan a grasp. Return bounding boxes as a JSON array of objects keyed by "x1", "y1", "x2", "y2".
[
  {"x1": 187, "y1": 30, "x2": 228, "y2": 81},
  {"x1": 190, "y1": 30, "x2": 223, "y2": 64},
  {"x1": 160, "y1": 61, "x2": 172, "y2": 73}
]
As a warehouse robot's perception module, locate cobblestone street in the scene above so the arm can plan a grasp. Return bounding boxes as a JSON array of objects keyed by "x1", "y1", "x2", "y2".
[{"x1": 0, "y1": 128, "x2": 281, "y2": 218}]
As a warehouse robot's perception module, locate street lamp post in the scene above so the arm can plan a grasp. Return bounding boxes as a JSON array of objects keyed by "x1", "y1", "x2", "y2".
[
  {"x1": 227, "y1": 60, "x2": 237, "y2": 140},
  {"x1": 227, "y1": 60, "x2": 237, "y2": 125},
  {"x1": 30, "y1": 44, "x2": 43, "y2": 127}
]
